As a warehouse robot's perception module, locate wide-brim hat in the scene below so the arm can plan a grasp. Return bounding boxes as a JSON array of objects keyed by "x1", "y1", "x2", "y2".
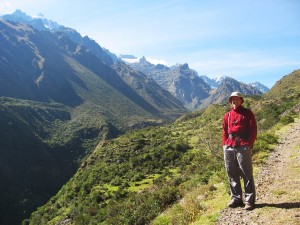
[{"x1": 228, "y1": 91, "x2": 244, "y2": 104}]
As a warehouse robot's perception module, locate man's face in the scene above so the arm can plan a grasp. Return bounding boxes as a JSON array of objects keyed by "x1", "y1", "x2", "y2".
[{"x1": 230, "y1": 96, "x2": 242, "y2": 109}]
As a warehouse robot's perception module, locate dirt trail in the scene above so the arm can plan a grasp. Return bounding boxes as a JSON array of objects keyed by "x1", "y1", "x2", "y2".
[{"x1": 215, "y1": 118, "x2": 300, "y2": 225}]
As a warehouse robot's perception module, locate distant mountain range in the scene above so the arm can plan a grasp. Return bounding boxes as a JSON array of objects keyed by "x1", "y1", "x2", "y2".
[
  {"x1": 120, "y1": 55, "x2": 266, "y2": 110},
  {"x1": 190, "y1": 74, "x2": 268, "y2": 94},
  {"x1": 120, "y1": 55, "x2": 211, "y2": 109},
  {"x1": 200, "y1": 76, "x2": 262, "y2": 109},
  {"x1": 249, "y1": 81, "x2": 270, "y2": 93},
  {"x1": 119, "y1": 55, "x2": 270, "y2": 93},
  {"x1": 200, "y1": 74, "x2": 269, "y2": 94}
]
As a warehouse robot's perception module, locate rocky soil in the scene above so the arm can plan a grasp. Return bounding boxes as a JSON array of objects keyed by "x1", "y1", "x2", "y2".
[{"x1": 215, "y1": 118, "x2": 300, "y2": 225}]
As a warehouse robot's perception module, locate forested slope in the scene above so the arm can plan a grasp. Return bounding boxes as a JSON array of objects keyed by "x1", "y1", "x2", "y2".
[{"x1": 28, "y1": 70, "x2": 300, "y2": 224}]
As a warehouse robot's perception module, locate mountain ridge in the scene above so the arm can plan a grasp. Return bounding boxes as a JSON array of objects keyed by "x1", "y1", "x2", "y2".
[
  {"x1": 2, "y1": 10, "x2": 266, "y2": 111},
  {"x1": 199, "y1": 76, "x2": 263, "y2": 109},
  {"x1": 120, "y1": 56, "x2": 212, "y2": 110},
  {"x1": 120, "y1": 55, "x2": 264, "y2": 110},
  {"x1": 0, "y1": 18, "x2": 187, "y2": 225}
]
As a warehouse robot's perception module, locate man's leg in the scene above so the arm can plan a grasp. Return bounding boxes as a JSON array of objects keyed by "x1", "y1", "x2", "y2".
[
  {"x1": 224, "y1": 145, "x2": 243, "y2": 205},
  {"x1": 236, "y1": 146, "x2": 256, "y2": 207}
]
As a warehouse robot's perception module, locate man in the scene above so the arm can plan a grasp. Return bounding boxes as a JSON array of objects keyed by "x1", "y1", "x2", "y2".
[{"x1": 222, "y1": 92, "x2": 257, "y2": 210}]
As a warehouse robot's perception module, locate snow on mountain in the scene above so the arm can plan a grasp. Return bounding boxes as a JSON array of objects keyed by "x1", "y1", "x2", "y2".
[
  {"x1": 215, "y1": 75, "x2": 227, "y2": 83},
  {"x1": 2, "y1": 9, "x2": 61, "y2": 30},
  {"x1": 199, "y1": 75, "x2": 228, "y2": 89},
  {"x1": 250, "y1": 82, "x2": 270, "y2": 93},
  {"x1": 119, "y1": 55, "x2": 140, "y2": 63},
  {"x1": 119, "y1": 55, "x2": 167, "y2": 66},
  {"x1": 200, "y1": 75, "x2": 269, "y2": 93}
]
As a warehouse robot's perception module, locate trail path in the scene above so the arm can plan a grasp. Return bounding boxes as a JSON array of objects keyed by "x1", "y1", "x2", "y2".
[{"x1": 215, "y1": 118, "x2": 300, "y2": 225}]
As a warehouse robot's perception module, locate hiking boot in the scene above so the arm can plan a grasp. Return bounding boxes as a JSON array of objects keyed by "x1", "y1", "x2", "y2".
[
  {"x1": 244, "y1": 202, "x2": 254, "y2": 210},
  {"x1": 227, "y1": 199, "x2": 243, "y2": 208}
]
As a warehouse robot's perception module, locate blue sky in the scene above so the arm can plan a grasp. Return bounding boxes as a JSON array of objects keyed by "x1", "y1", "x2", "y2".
[{"x1": 1, "y1": 0, "x2": 300, "y2": 88}]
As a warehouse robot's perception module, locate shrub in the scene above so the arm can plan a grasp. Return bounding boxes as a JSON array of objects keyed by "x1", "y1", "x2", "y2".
[
  {"x1": 252, "y1": 131, "x2": 278, "y2": 163},
  {"x1": 280, "y1": 114, "x2": 294, "y2": 125}
]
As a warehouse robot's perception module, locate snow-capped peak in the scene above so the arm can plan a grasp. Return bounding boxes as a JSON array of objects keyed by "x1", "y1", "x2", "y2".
[{"x1": 214, "y1": 75, "x2": 227, "y2": 83}]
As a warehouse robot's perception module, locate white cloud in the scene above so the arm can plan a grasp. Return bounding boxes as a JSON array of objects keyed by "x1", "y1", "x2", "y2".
[
  {"x1": 146, "y1": 57, "x2": 168, "y2": 66},
  {"x1": 121, "y1": 57, "x2": 140, "y2": 64}
]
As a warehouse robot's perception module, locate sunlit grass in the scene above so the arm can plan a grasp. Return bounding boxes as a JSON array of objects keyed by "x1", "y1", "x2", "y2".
[
  {"x1": 152, "y1": 171, "x2": 229, "y2": 225},
  {"x1": 128, "y1": 174, "x2": 160, "y2": 192}
]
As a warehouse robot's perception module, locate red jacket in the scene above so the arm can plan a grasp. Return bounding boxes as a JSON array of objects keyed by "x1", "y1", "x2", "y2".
[{"x1": 222, "y1": 106, "x2": 257, "y2": 147}]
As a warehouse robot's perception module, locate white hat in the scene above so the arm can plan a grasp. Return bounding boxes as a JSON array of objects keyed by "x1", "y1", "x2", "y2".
[{"x1": 228, "y1": 92, "x2": 244, "y2": 103}]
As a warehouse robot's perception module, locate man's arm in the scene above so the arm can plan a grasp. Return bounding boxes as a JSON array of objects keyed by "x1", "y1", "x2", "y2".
[
  {"x1": 222, "y1": 113, "x2": 229, "y2": 145},
  {"x1": 248, "y1": 111, "x2": 257, "y2": 148}
]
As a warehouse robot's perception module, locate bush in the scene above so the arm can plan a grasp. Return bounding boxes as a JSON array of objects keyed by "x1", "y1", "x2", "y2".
[
  {"x1": 280, "y1": 114, "x2": 294, "y2": 125},
  {"x1": 252, "y1": 131, "x2": 278, "y2": 163}
]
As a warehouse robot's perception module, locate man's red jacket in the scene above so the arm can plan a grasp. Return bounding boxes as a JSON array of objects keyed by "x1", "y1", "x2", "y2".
[{"x1": 222, "y1": 105, "x2": 257, "y2": 148}]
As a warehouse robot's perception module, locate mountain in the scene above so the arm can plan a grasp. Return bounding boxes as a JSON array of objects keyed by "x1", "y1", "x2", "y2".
[
  {"x1": 199, "y1": 75, "x2": 227, "y2": 89},
  {"x1": 2, "y1": 10, "x2": 114, "y2": 65},
  {"x1": 1, "y1": 10, "x2": 186, "y2": 119},
  {"x1": 121, "y1": 56, "x2": 263, "y2": 110},
  {"x1": 1, "y1": 9, "x2": 61, "y2": 30},
  {"x1": 121, "y1": 56, "x2": 211, "y2": 110},
  {"x1": 200, "y1": 75, "x2": 269, "y2": 94},
  {"x1": 0, "y1": 18, "x2": 186, "y2": 118},
  {"x1": 112, "y1": 62, "x2": 186, "y2": 119},
  {"x1": 250, "y1": 82, "x2": 270, "y2": 93},
  {"x1": 199, "y1": 77, "x2": 263, "y2": 109},
  {"x1": 0, "y1": 18, "x2": 187, "y2": 225}
]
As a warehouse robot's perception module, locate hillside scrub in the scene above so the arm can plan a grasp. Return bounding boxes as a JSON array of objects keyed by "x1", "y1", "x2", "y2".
[
  {"x1": 28, "y1": 91, "x2": 299, "y2": 224},
  {"x1": 28, "y1": 104, "x2": 227, "y2": 224}
]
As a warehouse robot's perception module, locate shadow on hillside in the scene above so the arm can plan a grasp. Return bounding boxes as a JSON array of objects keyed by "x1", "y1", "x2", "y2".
[{"x1": 256, "y1": 202, "x2": 300, "y2": 209}]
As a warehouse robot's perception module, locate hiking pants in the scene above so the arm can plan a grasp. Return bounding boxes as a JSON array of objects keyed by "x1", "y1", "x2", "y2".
[{"x1": 223, "y1": 145, "x2": 255, "y2": 204}]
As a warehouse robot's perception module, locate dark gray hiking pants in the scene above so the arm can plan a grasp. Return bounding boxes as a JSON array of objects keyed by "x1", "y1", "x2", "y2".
[{"x1": 223, "y1": 145, "x2": 256, "y2": 204}]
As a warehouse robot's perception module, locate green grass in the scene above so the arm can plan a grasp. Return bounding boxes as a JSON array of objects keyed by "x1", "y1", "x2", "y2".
[
  {"x1": 128, "y1": 174, "x2": 160, "y2": 192},
  {"x1": 152, "y1": 172, "x2": 229, "y2": 225}
]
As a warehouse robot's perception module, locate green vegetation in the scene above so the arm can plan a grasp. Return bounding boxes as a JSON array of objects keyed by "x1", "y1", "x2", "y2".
[
  {"x1": 28, "y1": 76, "x2": 300, "y2": 224},
  {"x1": 28, "y1": 104, "x2": 226, "y2": 224},
  {"x1": 28, "y1": 91, "x2": 299, "y2": 224},
  {"x1": 9, "y1": 68, "x2": 300, "y2": 224},
  {"x1": 264, "y1": 69, "x2": 300, "y2": 100}
]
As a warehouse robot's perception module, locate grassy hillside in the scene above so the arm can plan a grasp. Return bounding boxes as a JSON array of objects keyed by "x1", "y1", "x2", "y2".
[
  {"x1": 0, "y1": 95, "x2": 160, "y2": 225},
  {"x1": 264, "y1": 69, "x2": 300, "y2": 100},
  {"x1": 0, "y1": 96, "x2": 158, "y2": 225},
  {"x1": 28, "y1": 69, "x2": 300, "y2": 224},
  {"x1": 253, "y1": 69, "x2": 300, "y2": 131},
  {"x1": 28, "y1": 104, "x2": 226, "y2": 224},
  {"x1": 28, "y1": 99, "x2": 293, "y2": 224}
]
